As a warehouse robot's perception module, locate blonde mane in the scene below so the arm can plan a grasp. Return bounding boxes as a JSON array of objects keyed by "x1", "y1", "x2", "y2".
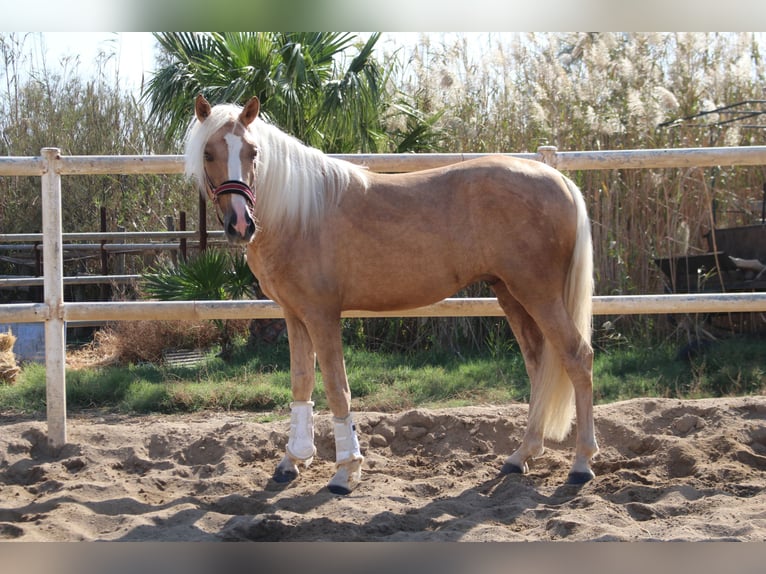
[{"x1": 185, "y1": 102, "x2": 368, "y2": 231}]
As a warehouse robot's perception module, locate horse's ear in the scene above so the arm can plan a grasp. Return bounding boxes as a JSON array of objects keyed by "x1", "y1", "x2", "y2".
[
  {"x1": 195, "y1": 94, "x2": 212, "y2": 122},
  {"x1": 239, "y1": 97, "x2": 260, "y2": 127}
]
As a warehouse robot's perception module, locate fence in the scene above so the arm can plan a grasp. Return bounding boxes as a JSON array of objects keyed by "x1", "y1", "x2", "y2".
[
  {"x1": 0, "y1": 229, "x2": 227, "y2": 289},
  {"x1": 1, "y1": 145, "x2": 766, "y2": 449}
]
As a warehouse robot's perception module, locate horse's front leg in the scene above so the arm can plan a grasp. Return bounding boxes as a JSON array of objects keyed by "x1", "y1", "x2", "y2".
[
  {"x1": 273, "y1": 315, "x2": 318, "y2": 484},
  {"x1": 308, "y1": 315, "x2": 363, "y2": 495}
]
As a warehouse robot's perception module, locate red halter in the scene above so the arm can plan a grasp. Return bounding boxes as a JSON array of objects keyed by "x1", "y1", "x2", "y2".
[
  {"x1": 206, "y1": 176, "x2": 256, "y2": 206},
  {"x1": 204, "y1": 172, "x2": 257, "y2": 225}
]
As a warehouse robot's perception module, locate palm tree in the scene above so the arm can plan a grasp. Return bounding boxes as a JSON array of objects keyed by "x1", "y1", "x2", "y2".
[{"x1": 144, "y1": 32, "x2": 439, "y2": 153}]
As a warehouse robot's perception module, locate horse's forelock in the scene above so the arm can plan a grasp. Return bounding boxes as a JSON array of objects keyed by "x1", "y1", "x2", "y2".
[{"x1": 184, "y1": 103, "x2": 242, "y2": 193}]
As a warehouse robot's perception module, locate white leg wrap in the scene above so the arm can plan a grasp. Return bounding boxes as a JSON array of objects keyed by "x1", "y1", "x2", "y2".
[
  {"x1": 333, "y1": 413, "x2": 363, "y2": 466},
  {"x1": 285, "y1": 401, "x2": 316, "y2": 463}
]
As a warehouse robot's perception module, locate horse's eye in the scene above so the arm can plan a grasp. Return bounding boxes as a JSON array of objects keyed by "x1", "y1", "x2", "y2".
[{"x1": 204, "y1": 152, "x2": 213, "y2": 162}]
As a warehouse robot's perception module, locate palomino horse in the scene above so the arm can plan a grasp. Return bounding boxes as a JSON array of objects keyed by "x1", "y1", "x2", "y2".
[{"x1": 185, "y1": 94, "x2": 598, "y2": 495}]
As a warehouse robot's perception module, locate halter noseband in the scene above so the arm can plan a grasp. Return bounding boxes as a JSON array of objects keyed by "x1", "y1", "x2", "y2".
[
  {"x1": 203, "y1": 172, "x2": 257, "y2": 226},
  {"x1": 209, "y1": 179, "x2": 256, "y2": 206}
]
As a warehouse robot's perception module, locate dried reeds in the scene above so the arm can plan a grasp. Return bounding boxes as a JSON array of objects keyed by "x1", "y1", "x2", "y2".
[
  {"x1": 388, "y1": 32, "x2": 766, "y2": 341},
  {"x1": 69, "y1": 319, "x2": 249, "y2": 367},
  {"x1": 0, "y1": 330, "x2": 20, "y2": 384}
]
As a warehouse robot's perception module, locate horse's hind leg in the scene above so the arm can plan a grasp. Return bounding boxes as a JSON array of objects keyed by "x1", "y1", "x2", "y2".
[
  {"x1": 273, "y1": 314, "x2": 318, "y2": 484},
  {"x1": 494, "y1": 284, "x2": 598, "y2": 483},
  {"x1": 491, "y1": 284, "x2": 547, "y2": 474},
  {"x1": 527, "y1": 301, "x2": 599, "y2": 484},
  {"x1": 556, "y1": 332, "x2": 598, "y2": 484}
]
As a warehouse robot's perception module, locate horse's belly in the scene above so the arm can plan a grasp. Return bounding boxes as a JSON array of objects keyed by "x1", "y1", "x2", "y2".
[{"x1": 339, "y1": 262, "x2": 469, "y2": 312}]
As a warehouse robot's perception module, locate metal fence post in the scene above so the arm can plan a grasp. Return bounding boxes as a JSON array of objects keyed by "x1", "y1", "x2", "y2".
[{"x1": 41, "y1": 148, "x2": 67, "y2": 450}]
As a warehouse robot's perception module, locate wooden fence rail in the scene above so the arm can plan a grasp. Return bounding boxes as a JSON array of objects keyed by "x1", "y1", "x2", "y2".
[
  {"x1": 0, "y1": 225, "x2": 227, "y2": 290},
  {"x1": 1, "y1": 145, "x2": 765, "y2": 449}
]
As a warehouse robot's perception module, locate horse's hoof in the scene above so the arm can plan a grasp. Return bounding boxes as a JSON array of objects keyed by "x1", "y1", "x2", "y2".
[
  {"x1": 327, "y1": 459, "x2": 362, "y2": 495},
  {"x1": 272, "y1": 468, "x2": 298, "y2": 484},
  {"x1": 566, "y1": 470, "x2": 595, "y2": 485},
  {"x1": 272, "y1": 455, "x2": 307, "y2": 484},
  {"x1": 327, "y1": 483, "x2": 353, "y2": 496},
  {"x1": 500, "y1": 462, "x2": 526, "y2": 475}
]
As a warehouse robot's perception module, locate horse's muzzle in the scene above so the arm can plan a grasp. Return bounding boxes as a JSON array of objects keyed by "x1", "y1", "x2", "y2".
[{"x1": 224, "y1": 209, "x2": 257, "y2": 244}]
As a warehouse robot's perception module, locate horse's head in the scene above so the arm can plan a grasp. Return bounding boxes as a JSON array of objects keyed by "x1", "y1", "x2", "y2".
[{"x1": 192, "y1": 94, "x2": 261, "y2": 245}]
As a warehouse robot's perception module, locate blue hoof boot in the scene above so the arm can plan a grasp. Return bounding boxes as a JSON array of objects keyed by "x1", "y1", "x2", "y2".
[
  {"x1": 500, "y1": 462, "x2": 524, "y2": 475},
  {"x1": 327, "y1": 484, "x2": 352, "y2": 496},
  {"x1": 566, "y1": 471, "x2": 594, "y2": 485},
  {"x1": 272, "y1": 468, "x2": 298, "y2": 484}
]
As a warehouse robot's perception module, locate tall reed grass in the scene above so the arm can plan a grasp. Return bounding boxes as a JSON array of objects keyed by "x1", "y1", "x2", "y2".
[
  {"x1": 380, "y1": 32, "x2": 766, "y2": 344},
  {"x1": 0, "y1": 33, "x2": 187, "y2": 292}
]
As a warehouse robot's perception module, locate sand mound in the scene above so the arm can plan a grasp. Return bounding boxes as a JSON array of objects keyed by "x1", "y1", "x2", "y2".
[{"x1": 1, "y1": 396, "x2": 764, "y2": 541}]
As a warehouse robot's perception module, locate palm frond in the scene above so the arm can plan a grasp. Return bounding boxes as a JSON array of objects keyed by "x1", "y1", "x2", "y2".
[
  {"x1": 144, "y1": 31, "x2": 399, "y2": 153},
  {"x1": 142, "y1": 250, "x2": 255, "y2": 302}
]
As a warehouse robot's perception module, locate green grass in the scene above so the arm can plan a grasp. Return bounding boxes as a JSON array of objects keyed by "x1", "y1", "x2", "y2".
[
  {"x1": 1, "y1": 336, "x2": 764, "y2": 417},
  {"x1": 593, "y1": 337, "x2": 766, "y2": 401}
]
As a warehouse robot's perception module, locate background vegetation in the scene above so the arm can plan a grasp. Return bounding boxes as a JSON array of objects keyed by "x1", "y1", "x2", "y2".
[
  {"x1": 141, "y1": 32, "x2": 766, "y2": 349},
  {"x1": 0, "y1": 34, "x2": 181, "y2": 235},
  {"x1": 7, "y1": 34, "x2": 764, "y2": 281},
  {"x1": 1, "y1": 32, "x2": 765, "y2": 371}
]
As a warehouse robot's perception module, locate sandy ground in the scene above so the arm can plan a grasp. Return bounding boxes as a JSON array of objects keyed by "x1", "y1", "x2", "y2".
[{"x1": 1, "y1": 396, "x2": 765, "y2": 542}]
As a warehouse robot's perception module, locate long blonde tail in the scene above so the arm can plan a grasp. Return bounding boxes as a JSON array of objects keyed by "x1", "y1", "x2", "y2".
[{"x1": 529, "y1": 176, "x2": 593, "y2": 442}]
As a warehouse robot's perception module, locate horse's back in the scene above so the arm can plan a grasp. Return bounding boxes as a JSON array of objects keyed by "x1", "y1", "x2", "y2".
[
  {"x1": 359, "y1": 155, "x2": 579, "y2": 253},
  {"x1": 367, "y1": 155, "x2": 575, "y2": 214}
]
